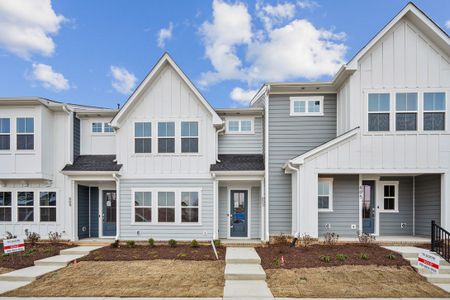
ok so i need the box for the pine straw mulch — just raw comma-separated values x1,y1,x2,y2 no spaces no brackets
266,265,450,298
3,260,225,297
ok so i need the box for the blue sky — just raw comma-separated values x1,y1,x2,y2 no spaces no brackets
0,0,449,109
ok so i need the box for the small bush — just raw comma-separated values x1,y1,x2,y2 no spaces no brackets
319,255,331,263
25,229,40,245
126,240,135,248
177,252,187,257
190,239,199,248
168,239,177,247
111,240,119,248
4,231,16,239
272,233,290,245
2,253,9,257
323,232,339,245
385,253,396,260
356,231,375,244
22,253,32,257
213,239,221,247
298,234,315,248
148,238,155,247
48,231,62,244
359,253,369,260
336,253,348,261
273,256,281,267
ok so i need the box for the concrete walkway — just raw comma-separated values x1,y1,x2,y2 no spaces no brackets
224,247,273,299
0,245,102,294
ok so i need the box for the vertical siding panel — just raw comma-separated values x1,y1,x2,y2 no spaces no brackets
405,25,417,87
393,23,405,87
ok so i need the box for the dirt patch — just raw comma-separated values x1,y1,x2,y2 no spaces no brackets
0,243,74,269
267,265,450,298
4,260,225,297
80,244,225,261
257,244,410,269
0,267,13,274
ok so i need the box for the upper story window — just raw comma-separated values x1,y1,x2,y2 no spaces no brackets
40,192,56,222
290,96,324,116
158,122,175,153
318,178,333,212
92,122,102,133
368,93,390,131
16,117,34,150
424,92,445,131
396,93,417,131
226,119,253,134
181,121,198,153
0,118,10,150
135,122,151,153
104,123,114,133
0,192,12,222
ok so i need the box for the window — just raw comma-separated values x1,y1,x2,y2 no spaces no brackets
290,96,324,116
40,192,56,222
104,123,114,133
226,119,253,134
396,93,417,131
158,192,175,222
16,117,34,150
135,122,151,153
134,192,152,222
92,122,102,133
318,178,333,211
17,192,34,222
0,192,11,222
424,92,445,131
181,121,198,153
382,183,398,212
181,192,199,223
368,93,390,131
158,122,175,153
0,118,10,150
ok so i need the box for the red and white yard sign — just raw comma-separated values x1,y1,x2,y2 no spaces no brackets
3,238,25,254
418,252,440,273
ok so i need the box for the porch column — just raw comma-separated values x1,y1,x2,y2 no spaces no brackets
442,173,450,230
213,179,219,240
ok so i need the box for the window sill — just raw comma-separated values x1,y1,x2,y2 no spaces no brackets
290,113,324,117
379,210,399,213
225,132,255,135
318,209,333,213
130,222,202,226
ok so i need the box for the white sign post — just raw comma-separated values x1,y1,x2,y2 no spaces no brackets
418,252,440,274
3,238,25,254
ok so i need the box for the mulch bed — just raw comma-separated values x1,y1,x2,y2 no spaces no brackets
0,243,74,269
80,244,225,261
257,243,410,269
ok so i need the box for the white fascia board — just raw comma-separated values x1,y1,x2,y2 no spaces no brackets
60,170,120,176
211,170,265,176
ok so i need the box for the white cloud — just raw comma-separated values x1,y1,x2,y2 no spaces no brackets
230,87,258,104
446,20,450,29
30,63,69,91
297,0,320,9
157,22,173,48
110,66,137,95
256,1,296,31
0,0,65,59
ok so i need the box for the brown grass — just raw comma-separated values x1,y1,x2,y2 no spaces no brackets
0,267,13,275
4,260,224,297
267,265,450,298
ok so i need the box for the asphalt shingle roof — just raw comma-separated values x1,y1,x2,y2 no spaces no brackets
62,155,122,172
210,154,264,171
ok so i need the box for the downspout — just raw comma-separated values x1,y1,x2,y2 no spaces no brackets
285,162,301,236
264,84,270,241
215,124,225,162
62,105,73,164
113,172,120,241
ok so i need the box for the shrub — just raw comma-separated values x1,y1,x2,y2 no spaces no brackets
111,240,119,248
190,239,199,248
24,229,40,245
272,233,290,246
126,240,135,248
319,255,331,263
298,234,316,248
323,232,339,245
359,253,369,260
356,231,375,244
4,231,16,239
385,253,396,260
213,239,221,247
2,253,9,257
48,231,62,244
148,238,155,247
336,253,348,261
168,239,177,247
273,256,281,267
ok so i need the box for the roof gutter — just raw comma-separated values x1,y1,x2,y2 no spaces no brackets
62,105,73,164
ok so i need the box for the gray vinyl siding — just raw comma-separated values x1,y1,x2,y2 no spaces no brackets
379,177,413,236
268,94,337,234
119,178,213,241
318,175,359,237
73,115,80,158
218,187,227,239
219,117,263,154
415,174,441,236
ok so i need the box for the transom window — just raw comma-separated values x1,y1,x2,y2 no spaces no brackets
181,121,198,153
158,192,175,222
0,192,12,222
40,192,56,222
381,182,398,212
318,178,333,211
226,119,253,134
368,93,390,131
396,93,417,131
134,192,152,223
16,117,34,150
181,192,199,223
290,96,324,116
0,118,10,150
424,92,445,131
92,122,102,133
17,191,34,222
158,122,175,153
135,122,151,153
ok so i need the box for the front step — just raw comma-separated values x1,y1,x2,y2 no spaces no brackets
0,265,64,281
34,254,85,267
224,280,273,298
225,263,266,280
226,247,261,264
422,273,450,284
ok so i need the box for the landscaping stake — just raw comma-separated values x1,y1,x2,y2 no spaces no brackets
211,240,219,260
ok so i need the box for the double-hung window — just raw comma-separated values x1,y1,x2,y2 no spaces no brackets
135,122,151,153
381,182,398,212
318,178,333,211
40,192,56,222
0,192,11,222
158,192,175,222
181,121,198,153
0,118,10,150
17,117,34,150
396,93,417,131
158,122,175,153
368,93,390,131
181,192,199,223
17,192,34,222
134,191,152,222
226,119,253,134
424,92,445,131
290,96,324,116
92,122,102,133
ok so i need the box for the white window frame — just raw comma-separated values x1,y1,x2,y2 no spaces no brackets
157,191,176,223
395,92,418,132
91,122,103,133
16,117,34,151
157,121,176,153
225,118,254,134
39,191,56,222
0,191,12,222
423,92,446,131
180,191,200,223
134,121,152,154
17,191,35,222
0,118,10,151
379,181,399,213
367,93,391,132
181,121,199,153
103,122,114,133
318,178,333,212
290,96,324,116
132,190,152,223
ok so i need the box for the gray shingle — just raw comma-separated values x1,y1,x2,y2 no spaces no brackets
62,155,122,172
210,154,264,171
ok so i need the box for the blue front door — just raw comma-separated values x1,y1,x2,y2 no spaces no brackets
230,190,248,237
102,190,117,236
362,181,375,234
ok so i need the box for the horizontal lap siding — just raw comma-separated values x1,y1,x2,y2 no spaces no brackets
269,94,337,234
219,117,263,154
218,187,227,239
119,178,214,241
415,174,441,236
318,175,359,237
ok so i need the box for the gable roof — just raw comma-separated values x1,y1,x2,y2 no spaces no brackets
111,53,223,127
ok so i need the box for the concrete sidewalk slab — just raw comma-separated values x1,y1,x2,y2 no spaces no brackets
0,265,64,281
0,281,30,294
34,254,85,267
224,280,273,298
225,247,261,264
60,246,103,256
224,263,266,280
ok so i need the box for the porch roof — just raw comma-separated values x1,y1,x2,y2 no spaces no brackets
210,154,264,171
62,155,122,172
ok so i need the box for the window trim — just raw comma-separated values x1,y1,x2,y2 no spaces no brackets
39,191,56,222
0,191,12,222
134,121,152,154
318,178,333,212
16,117,34,151
290,96,324,116
395,92,418,132
379,181,399,213
181,121,199,153
0,118,10,151
225,118,255,134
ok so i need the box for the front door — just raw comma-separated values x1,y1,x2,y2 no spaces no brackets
102,190,117,236
230,190,248,237
362,181,375,234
